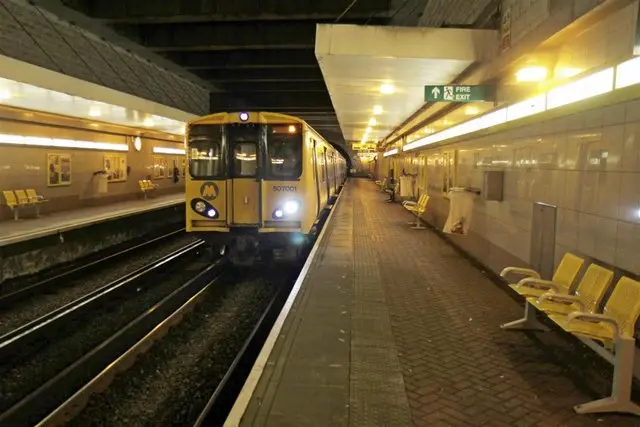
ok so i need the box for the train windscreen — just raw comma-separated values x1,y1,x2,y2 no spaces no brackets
266,124,302,179
228,124,260,178
188,125,224,179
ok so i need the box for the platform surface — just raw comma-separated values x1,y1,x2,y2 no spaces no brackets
231,179,638,427
0,193,184,247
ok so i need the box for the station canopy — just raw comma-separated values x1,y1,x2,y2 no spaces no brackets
315,24,498,146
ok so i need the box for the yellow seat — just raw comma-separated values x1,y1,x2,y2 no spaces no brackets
529,264,614,316
402,194,426,209
552,277,640,416
3,190,19,209
500,253,585,331
13,190,34,206
504,252,585,298
25,188,47,203
3,190,40,220
552,277,640,345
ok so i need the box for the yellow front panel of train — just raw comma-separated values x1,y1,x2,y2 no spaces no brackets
231,178,260,225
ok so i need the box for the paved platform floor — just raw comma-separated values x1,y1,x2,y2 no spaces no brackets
233,179,639,427
0,193,184,246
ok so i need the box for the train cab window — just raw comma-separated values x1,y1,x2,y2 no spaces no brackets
266,124,302,179
229,124,259,178
188,125,224,179
232,142,258,177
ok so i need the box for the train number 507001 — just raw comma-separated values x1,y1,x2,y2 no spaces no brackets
273,185,297,192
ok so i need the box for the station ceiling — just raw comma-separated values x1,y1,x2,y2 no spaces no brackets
59,0,498,146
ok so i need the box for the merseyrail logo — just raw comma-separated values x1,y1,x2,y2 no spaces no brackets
200,182,219,200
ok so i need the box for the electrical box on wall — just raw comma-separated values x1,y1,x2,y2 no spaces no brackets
483,171,504,201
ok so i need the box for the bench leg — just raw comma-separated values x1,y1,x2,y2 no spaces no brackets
13,209,18,221
574,337,640,416
35,205,41,218
500,301,549,332
410,215,426,230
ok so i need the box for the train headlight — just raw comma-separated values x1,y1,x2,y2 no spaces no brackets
283,200,299,214
195,201,206,213
274,209,284,218
207,208,217,218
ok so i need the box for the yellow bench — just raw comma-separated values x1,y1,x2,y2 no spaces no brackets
376,177,387,192
403,194,429,230
530,264,613,316
139,180,159,199
502,255,640,416
554,276,640,416
2,189,45,220
500,252,585,331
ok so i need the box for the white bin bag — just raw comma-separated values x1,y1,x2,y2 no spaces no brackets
443,189,475,235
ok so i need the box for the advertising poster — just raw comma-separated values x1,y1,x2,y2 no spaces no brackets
104,154,127,182
154,156,166,179
47,153,72,186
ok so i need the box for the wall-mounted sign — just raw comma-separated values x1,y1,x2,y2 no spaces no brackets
352,142,377,151
424,85,494,103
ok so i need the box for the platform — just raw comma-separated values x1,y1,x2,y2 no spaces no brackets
227,179,638,427
0,193,184,247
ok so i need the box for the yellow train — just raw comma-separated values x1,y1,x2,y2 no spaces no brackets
185,111,347,264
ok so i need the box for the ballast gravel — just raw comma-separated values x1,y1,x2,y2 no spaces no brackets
0,234,198,335
67,273,281,427
0,255,210,414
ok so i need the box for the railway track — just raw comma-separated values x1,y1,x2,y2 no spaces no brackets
0,265,298,427
0,226,187,307
0,240,217,426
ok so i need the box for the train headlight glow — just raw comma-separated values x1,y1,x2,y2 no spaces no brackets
284,201,299,214
207,208,217,218
239,112,249,122
274,209,284,218
195,201,206,213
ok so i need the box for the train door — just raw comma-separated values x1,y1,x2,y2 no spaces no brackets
228,125,260,226
312,139,321,216
322,148,330,198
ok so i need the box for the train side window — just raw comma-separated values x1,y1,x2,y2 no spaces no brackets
188,124,224,179
266,124,302,179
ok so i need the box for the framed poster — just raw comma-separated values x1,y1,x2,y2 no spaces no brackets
47,153,72,186
153,156,166,179
104,154,127,182
168,157,174,178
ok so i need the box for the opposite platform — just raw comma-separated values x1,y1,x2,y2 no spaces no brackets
227,179,637,427
0,193,184,247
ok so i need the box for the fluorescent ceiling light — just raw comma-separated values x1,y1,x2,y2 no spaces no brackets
373,105,383,115
368,117,377,126
0,133,128,151
516,66,548,82
380,83,395,94
153,146,185,155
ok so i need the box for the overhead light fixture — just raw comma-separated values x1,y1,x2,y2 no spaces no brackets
153,146,185,155
366,126,372,132
516,66,548,82
465,106,479,115
89,106,102,117
373,105,383,115
380,83,395,94
143,117,155,127
368,117,377,126
0,89,11,101
133,136,142,151
0,133,128,151
288,125,297,133
239,112,249,121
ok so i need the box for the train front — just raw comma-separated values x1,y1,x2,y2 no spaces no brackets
185,112,310,265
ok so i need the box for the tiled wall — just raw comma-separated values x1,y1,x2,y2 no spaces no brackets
420,97,640,276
